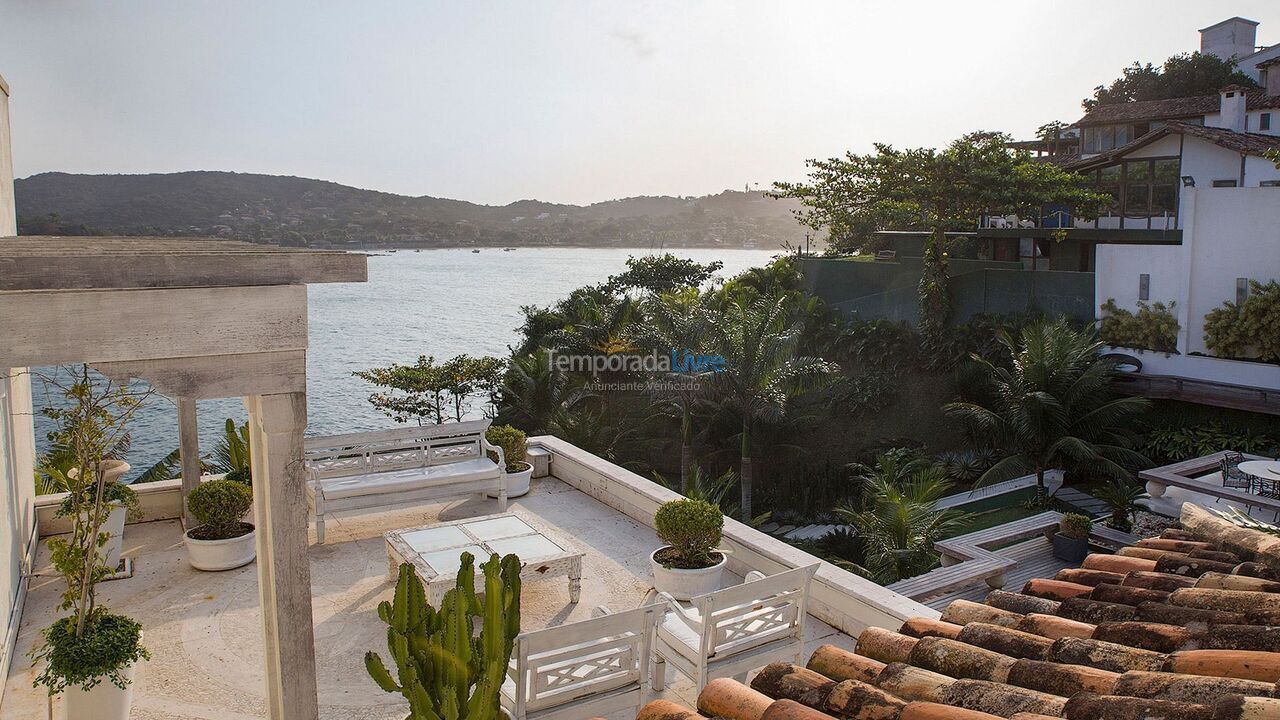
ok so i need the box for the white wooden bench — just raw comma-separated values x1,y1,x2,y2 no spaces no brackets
303,420,507,543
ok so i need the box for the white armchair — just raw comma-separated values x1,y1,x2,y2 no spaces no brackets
651,564,819,693
501,603,662,720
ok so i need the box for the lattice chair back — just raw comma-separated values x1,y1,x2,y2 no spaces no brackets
508,603,660,718
1222,451,1251,489
691,564,818,659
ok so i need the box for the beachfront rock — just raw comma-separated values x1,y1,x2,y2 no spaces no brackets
984,590,1059,616
750,663,835,709
898,701,1004,720
760,699,834,720
957,622,1054,660
1090,582,1171,606
1170,588,1280,614
1204,625,1280,653
1112,670,1276,703
900,617,963,639
1055,568,1126,587
940,600,1023,628
807,644,885,684
1083,554,1159,574
1165,650,1280,683
1006,658,1119,696
699,677,774,720
1092,621,1200,653
1022,578,1093,601
637,700,705,720
939,679,1067,717
1123,571,1199,592
1157,555,1240,578
873,662,954,703
856,627,918,664
1196,572,1280,593
1136,600,1247,628
1063,692,1212,720
1056,596,1138,623
823,679,908,720
1014,612,1096,640
1051,636,1169,672
908,637,1017,683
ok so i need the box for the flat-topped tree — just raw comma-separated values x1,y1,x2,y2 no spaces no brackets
772,131,1107,348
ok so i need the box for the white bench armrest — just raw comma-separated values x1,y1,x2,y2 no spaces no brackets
655,591,702,632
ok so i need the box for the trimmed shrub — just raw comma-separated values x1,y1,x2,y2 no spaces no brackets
1059,512,1092,540
654,498,723,568
485,425,528,473
1099,299,1179,353
1204,280,1280,363
187,479,253,540
34,609,149,693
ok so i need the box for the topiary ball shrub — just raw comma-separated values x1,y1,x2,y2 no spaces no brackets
653,498,723,569
33,609,150,694
187,479,253,541
1059,512,1092,540
485,425,528,473
223,466,252,487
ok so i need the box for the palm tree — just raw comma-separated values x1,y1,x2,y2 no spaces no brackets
213,418,251,475
706,293,838,520
1094,480,1148,531
639,289,715,491
497,349,592,434
836,460,967,583
944,319,1150,498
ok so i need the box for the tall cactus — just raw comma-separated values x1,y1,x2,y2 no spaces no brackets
366,552,522,720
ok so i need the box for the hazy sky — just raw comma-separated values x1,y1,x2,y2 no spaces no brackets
3,2,1279,206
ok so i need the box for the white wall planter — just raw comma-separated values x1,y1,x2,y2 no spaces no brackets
185,526,256,571
650,547,726,600
490,462,533,499
61,653,137,720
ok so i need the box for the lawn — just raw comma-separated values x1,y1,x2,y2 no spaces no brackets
939,486,1071,539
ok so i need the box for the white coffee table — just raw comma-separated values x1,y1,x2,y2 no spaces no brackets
1240,460,1280,483
385,512,584,606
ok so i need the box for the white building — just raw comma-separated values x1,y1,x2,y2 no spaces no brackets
1200,16,1280,83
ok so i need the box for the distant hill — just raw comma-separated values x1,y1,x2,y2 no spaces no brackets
15,171,809,249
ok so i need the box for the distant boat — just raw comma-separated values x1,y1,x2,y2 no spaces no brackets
413,249,421,253
503,247,515,252
472,249,481,253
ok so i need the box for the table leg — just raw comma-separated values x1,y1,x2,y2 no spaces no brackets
569,558,582,603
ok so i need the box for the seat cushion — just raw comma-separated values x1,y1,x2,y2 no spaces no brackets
657,604,796,661
317,457,501,500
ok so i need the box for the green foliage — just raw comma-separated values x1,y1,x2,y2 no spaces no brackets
1093,480,1147,532
1059,513,1092,540
186,479,253,540
1141,421,1279,465
836,459,967,583
1211,506,1280,536
605,253,724,294
1084,52,1259,110
224,466,253,486
1204,280,1280,364
654,498,724,569
496,349,592,435
936,448,996,487
944,319,1151,496
1099,299,1179,353
31,610,150,695
356,355,504,425
365,554,521,720
484,425,528,473
135,447,183,484
1268,149,1280,169
213,418,251,475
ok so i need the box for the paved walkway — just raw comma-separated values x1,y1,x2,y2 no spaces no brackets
1055,487,1110,517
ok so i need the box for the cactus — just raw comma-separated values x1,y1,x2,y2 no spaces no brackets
366,552,522,720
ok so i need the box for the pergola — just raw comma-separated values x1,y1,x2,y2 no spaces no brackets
0,236,366,720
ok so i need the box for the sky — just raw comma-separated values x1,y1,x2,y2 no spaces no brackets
3,1,1279,206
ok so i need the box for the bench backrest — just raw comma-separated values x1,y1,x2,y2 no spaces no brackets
304,420,492,480
692,564,817,658
510,603,660,714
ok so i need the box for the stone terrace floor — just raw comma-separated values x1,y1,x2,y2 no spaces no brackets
1,475,857,720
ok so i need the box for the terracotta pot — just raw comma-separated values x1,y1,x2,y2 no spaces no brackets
650,546,726,600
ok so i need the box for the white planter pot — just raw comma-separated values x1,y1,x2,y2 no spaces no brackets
61,655,136,720
100,504,127,570
185,526,257,571
650,547,727,601
489,462,533,499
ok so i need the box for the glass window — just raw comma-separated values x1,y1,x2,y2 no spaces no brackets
1152,184,1176,215
1154,159,1179,182
1127,161,1150,182
1083,127,1100,154
1126,184,1150,216
1101,126,1115,151
1115,124,1131,147
1262,113,1272,132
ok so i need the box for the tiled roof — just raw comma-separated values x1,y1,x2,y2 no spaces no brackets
1064,121,1280,172
640,501,1280,720
1075,90,1280,127
1257,57,1280,70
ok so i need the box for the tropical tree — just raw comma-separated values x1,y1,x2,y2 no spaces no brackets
496,349,592,435
1094,480,1148,532
944,318,1151,498
772,132,1107,349
1084,52,1259,110
355,354,504,425
213,418,251,474
706,292,838,520
835,460,967,583
606,253,724,294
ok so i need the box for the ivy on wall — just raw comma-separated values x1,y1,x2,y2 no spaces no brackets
1204,280,1280,364
1099,299,1180,353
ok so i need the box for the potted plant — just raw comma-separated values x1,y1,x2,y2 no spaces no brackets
650,497,726,600
184,479,256,571
49,458,138,572
1052,512,1092,563
486,424,532,499
32,366,149,720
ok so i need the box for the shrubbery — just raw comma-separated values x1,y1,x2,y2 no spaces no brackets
654,498,723,569
1204,280,1280,363
187,479,253,540
1099,299,1179,353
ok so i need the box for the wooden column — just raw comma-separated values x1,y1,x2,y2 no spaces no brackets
245,391,318,720
176,398,201,528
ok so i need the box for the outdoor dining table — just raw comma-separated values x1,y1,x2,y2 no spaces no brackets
1239,460,1280,498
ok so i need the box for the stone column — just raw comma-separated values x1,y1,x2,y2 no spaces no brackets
176,397,200,528
245,392,318,720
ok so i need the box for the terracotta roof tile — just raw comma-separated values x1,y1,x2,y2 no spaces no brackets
1063,121,1280,172
1074,90,1280,127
